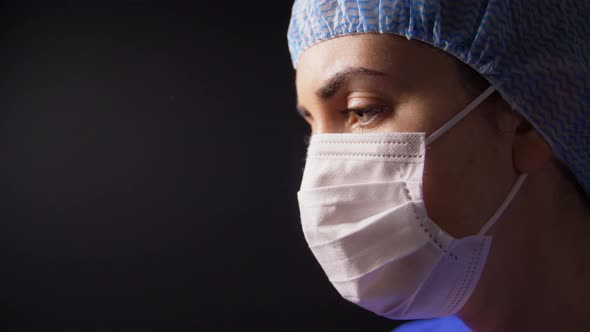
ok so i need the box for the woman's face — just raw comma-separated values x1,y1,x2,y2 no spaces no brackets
295,34,520,238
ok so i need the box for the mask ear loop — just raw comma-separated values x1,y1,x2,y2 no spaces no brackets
425,86,497,145
423,85,528,235
478,174,528,235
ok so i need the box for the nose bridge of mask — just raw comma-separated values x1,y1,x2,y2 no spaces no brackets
425,86,496,145
300,132,426,190
306,132,425,157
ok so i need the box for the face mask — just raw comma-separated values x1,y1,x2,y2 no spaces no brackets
297,86,527,320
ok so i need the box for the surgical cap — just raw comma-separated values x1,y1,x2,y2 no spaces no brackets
288,0,590,197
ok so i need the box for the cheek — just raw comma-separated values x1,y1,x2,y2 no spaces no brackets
420,117,515,238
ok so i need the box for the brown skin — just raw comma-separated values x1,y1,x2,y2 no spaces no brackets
295,33,590,331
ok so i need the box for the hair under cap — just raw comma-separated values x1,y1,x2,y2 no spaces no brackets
288,0,590,197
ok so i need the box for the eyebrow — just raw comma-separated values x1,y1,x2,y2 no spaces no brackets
315,67,386,99
295,67,387,119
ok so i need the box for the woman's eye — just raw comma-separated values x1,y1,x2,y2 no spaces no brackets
354,109,378,125
342,107,390,129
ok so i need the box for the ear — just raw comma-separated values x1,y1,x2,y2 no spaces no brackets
512,120,553,173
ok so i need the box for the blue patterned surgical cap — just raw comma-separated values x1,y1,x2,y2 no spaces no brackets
287,0,590,197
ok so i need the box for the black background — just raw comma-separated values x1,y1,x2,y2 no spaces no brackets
0,2,399,331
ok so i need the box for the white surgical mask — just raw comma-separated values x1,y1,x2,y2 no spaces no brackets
297,86,527,320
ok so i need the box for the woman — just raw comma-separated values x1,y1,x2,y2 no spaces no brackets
288,0,590,331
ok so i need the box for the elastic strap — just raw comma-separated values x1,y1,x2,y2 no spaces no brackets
426,86,496,145
478,174,528,235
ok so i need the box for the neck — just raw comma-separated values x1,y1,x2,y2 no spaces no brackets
459,167,590,332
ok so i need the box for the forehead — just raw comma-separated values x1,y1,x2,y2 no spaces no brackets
295,34,459,97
